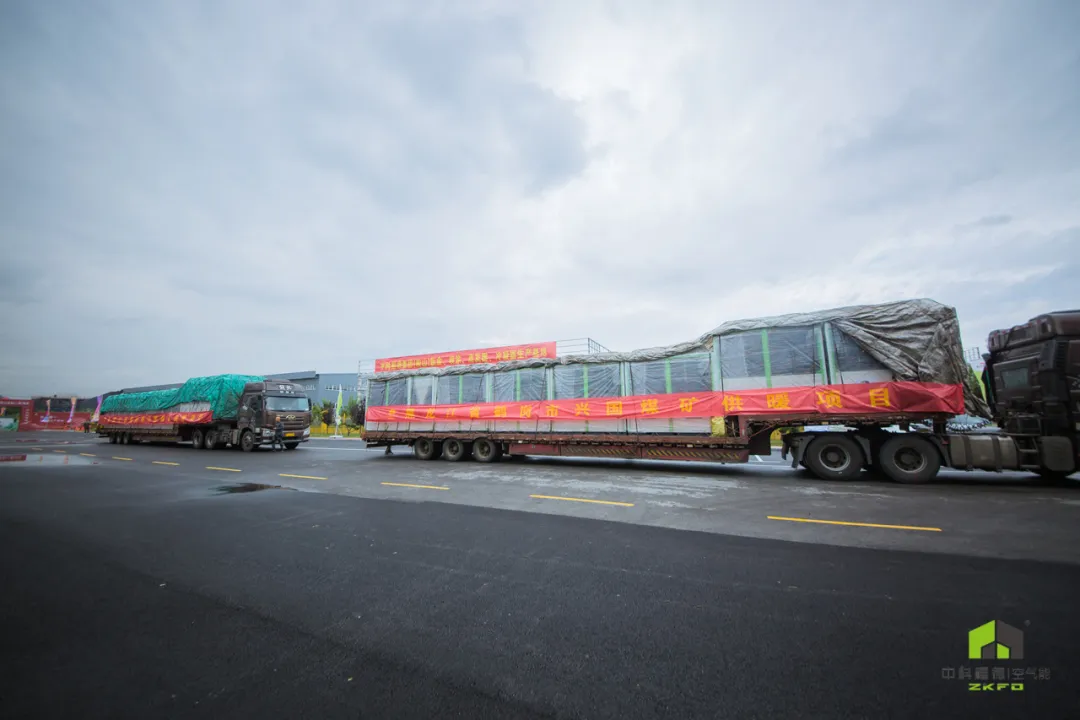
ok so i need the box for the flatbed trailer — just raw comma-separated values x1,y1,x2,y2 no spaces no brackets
361,300,1079,484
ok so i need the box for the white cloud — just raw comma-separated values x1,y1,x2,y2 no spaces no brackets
1,0,1078,396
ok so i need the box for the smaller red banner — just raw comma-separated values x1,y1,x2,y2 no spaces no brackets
99,410,214,427
375,342,557,373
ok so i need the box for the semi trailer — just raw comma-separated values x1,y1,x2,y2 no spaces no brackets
98,374,312,451
360,299,1078,484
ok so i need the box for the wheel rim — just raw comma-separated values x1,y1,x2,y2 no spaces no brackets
446,440,461,457
895,447,927,474
476,441,492,459
416,439,431,455
819,444,851,473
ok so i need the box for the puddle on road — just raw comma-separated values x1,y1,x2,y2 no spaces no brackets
214,483,288,494
0,453,98,467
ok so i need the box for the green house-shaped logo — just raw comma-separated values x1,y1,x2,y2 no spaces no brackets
968,620,1024,660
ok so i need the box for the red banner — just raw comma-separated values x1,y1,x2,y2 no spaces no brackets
99,410,214,427
375,342,557,373
364,382,964,423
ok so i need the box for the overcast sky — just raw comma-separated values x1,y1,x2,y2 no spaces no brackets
2,0,1077,397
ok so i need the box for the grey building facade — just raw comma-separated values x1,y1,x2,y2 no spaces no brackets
265,371,360,406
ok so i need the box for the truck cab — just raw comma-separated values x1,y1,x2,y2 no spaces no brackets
984,310,1080,476
238,380,312,449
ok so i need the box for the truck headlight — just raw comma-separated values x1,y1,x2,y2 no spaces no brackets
303,427,310,437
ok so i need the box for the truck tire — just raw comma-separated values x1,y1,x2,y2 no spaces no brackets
191,429,205,450
878,434,941,484
472,438,502,463
205,431,218,449
239,430,255,453
442,438,468,462
284,442,299,451
109,433,118,445
413,437,441,461
804,435,863,481
121,433,131,445
1036,470,1075,487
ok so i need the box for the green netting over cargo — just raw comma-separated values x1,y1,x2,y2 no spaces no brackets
100,375,265,419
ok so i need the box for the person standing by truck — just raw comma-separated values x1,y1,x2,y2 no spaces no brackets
271,415,285,451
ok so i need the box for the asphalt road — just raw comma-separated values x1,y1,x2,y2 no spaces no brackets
2,432,1079,719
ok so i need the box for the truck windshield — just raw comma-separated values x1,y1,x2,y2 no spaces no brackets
266,396,310,412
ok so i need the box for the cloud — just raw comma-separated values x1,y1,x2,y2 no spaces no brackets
1,0,1078,396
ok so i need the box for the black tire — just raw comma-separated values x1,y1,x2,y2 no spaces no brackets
239,430,255,453
804,434,863,481
109,433,118,445
472,438,502,463
205,431,218,449
1036,470,1076,487
284,442,299,451
121,433,130,445
191,429,205,450
878,434,941,484
413,437,441,461
442,438,468,462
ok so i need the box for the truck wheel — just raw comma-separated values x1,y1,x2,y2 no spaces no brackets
413,437,441,461
205,431,218,449
191,429,205,449
804,435,863,480
1036,470,1075,487
472,438,502,463
109,433,118,445
284,442,299,451
239,430,255,452
442,438,468,462
121,433,131,445
878,434,940,484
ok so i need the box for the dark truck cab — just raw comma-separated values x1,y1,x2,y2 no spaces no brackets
982,310,1080,480
237,380,313,451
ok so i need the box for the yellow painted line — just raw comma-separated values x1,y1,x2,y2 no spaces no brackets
153,461,180,466
206,466,242,472
31,447,43,451
280,473,329,481
53,449,66,454
112,457,133,461
767,516,942,532
530,494,635,508
381,482,449,491
80,453,96,457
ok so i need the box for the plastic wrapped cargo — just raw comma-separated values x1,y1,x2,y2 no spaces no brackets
366,299,989,418
100,375,264,420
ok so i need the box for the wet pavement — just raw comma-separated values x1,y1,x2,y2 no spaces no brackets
2,432,1079,718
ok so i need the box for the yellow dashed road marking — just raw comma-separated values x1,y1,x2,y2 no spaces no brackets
112,457,133,461
206,466,242,472
530,494,635,508
153,461,180,466
767,516,942,532
280,473,329,481
381,482,448,491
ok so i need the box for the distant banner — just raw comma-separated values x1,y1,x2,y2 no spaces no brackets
375,341,557,373
364,381,964,423
99,410,213,427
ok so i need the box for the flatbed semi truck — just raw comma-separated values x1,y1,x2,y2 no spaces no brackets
360,300,1078,484
98,375,312,451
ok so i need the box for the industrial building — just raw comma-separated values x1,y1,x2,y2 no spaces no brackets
264,371,359,406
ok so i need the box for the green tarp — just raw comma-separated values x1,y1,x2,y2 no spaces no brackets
100,375,265,420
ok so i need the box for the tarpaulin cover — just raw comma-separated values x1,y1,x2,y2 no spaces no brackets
365,381,965,422
368,299,989,418
100,375,264,420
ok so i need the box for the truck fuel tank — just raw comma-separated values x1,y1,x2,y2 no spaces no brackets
947,434,1020,472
